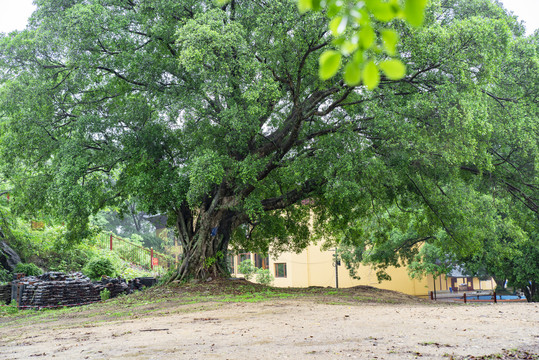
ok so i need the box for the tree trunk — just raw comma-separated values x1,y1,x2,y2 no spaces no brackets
523,281,537,302
170,195,239,282
493,276,506,292
175,231,230,281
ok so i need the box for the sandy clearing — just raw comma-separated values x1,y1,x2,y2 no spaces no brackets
0,300,538,359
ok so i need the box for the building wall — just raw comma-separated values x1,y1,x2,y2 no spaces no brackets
426,274,451,292
230,244,431,296
229,244,496,296
480,279,496,290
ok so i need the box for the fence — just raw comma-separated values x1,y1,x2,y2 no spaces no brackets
96,233,179,273
429,291,527,303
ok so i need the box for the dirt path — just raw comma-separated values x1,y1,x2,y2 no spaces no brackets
1,300,538,359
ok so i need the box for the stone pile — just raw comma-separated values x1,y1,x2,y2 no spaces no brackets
127,277,157,292
13,272,104,308
100,277,129,298
8,272,156,309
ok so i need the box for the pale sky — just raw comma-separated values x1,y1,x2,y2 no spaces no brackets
0,0,538,34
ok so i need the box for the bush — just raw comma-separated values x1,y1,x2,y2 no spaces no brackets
256,268,274,286
14,262,42,277
6,217,103,273
118,266,154,281
47,244,97,273
9,221,68,265
239,259,257,280
83,257,116,280
100,288,111,301
129,234,144,246
0,267,10,283
0,300,19,315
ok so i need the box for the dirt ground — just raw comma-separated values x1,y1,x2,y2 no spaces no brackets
1,297,538,360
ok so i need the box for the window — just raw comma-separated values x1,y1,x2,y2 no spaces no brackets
254,254,269,269
237,253,250,273
228,254,235,274
274,263,287,278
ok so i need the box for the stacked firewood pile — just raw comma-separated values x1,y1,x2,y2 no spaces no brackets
100,277,129,298
14,272,104,308
8,272,156,309
11,272,157,308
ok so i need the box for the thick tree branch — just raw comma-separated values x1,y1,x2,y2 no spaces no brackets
295,39,328,95
261,178,326,211
481,89,517,106
407,174,462,246
461,166,539,213
96,66,147,87
394,236,435,254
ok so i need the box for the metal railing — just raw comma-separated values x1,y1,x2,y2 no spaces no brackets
429,290,527,303
96,233,179,273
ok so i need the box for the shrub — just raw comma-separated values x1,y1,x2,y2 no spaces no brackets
0,300,19,315
47,244,97,273
0,267,10,283
256,268,274,286
129,233,144,246
238,259,257,280
100,288,111,301
157,268,178,285
6,217,103,273
118,266,154,281
83,257,116,280
14,262,42,277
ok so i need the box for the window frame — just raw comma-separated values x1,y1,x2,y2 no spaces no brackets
254,254,269,269
237,253,251,273
228,254,235,274
274,263,287,278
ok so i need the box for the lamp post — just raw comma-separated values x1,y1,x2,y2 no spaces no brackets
332,248,340,289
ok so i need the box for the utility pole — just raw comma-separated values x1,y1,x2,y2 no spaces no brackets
333,248,340,289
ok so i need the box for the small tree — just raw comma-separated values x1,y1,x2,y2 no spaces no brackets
14,263,42,277
255,268,274,286
238,259,257,281
83,257,116,281
0,267,10,283
408,243,455,296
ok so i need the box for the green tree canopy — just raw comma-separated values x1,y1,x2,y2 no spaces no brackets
331,15,539,300
0,0,537,282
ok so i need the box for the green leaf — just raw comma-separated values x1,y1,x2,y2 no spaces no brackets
381,29,399,56
344,61,361,86
379,59,406,80
362,60,380,90
297,0,312,13
319,50,342,80
327,1,343,17
366,0,397,22
341,40,358,55
404,0,427,27
329,16,347,36
332,37,345,47
358,25,375,50
214,0,230,5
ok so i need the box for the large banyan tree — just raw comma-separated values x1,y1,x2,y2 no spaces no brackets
0,0,538,281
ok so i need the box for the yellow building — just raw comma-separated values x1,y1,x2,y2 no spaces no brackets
151,218,494,297
229,244,495,296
